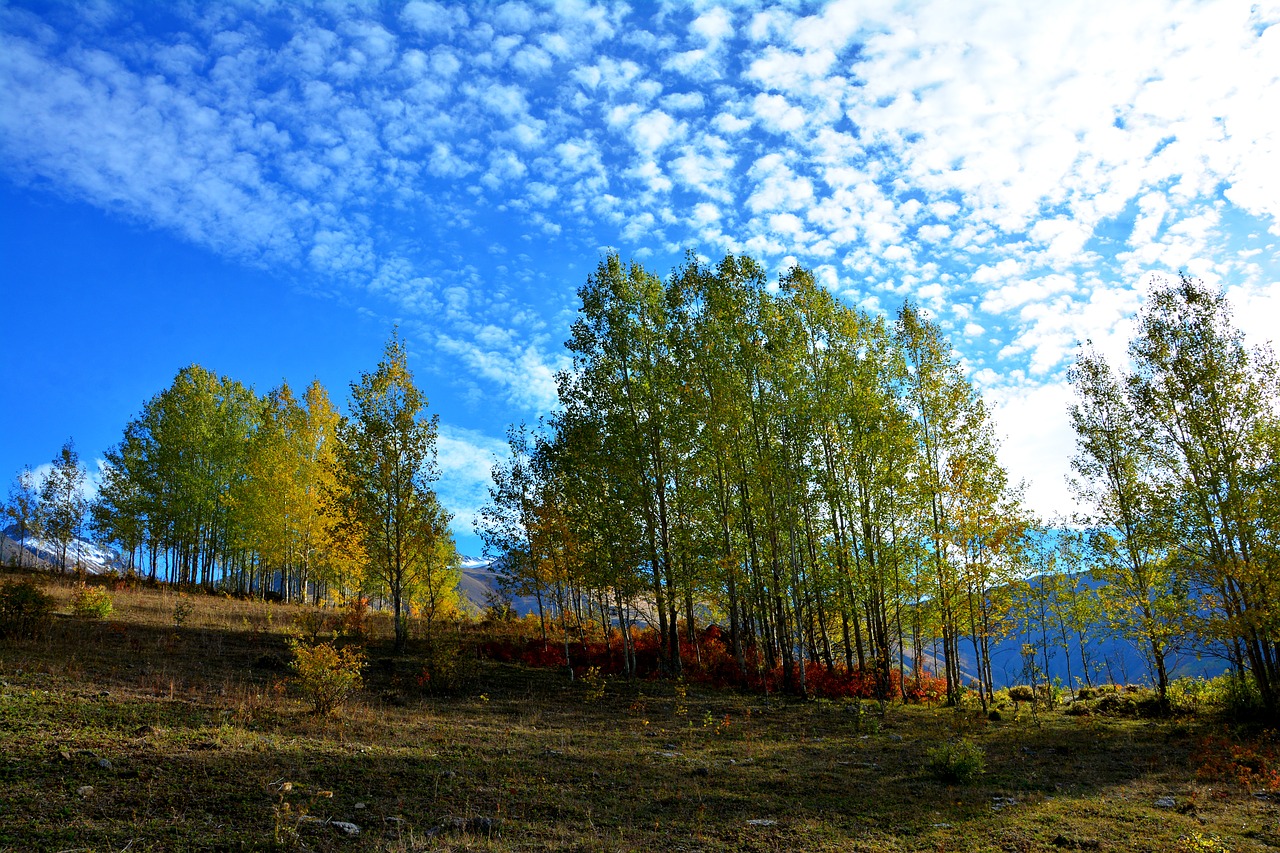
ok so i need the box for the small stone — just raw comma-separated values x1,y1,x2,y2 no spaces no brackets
77,785,94,797
1155,796,1177,808
331,820,360,837
888,734,904,742
97,758,113,770
354,802,367,810
746,819,777,826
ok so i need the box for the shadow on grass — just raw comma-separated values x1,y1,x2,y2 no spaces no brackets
0,591,1270,852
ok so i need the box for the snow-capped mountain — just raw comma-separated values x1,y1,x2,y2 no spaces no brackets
2,525,124,574
456,555,543,617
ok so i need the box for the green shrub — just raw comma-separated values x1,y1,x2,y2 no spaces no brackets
1210,671,1266,719
1091,687,1165,718
171,595,194,628
288,640,365,715
414,632,479,696
580,666,607,703
926,739,986,784
71,585,113,619
0,580,54,640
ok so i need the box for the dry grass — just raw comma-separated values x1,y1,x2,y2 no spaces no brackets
2,569,1278,852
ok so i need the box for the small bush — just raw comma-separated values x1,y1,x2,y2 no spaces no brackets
926,739,986,784
1215,672,1266,719
580,665,606,703
1008,684,1037,711
1073,687,1164,718
0,580,54,640
71,585,113,619
289,607,333,644
415,633,479,696
289,640,365,715
338,597,370,641
171,595,194,628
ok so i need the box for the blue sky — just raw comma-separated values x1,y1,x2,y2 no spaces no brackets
2,0,1277,558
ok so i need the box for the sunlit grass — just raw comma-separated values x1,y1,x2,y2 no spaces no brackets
2,569,1278,852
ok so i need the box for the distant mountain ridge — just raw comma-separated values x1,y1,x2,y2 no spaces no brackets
2,525,124,574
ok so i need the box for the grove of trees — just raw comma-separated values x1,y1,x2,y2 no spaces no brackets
480,253,1031,704
479,256,1279,711
3,257,1275,711
3,335,462,629
1069,274,1280,713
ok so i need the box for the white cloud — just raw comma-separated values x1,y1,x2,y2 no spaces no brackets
691,8,733,46
629,109,681,154
436,424,510,540
986,379,1078,521
2,0,1278,529
401,2,468,37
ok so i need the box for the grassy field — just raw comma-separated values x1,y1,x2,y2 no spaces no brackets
2,571,1278,852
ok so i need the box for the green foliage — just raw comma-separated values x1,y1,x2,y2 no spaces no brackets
1168,673,1265,718
926,739,986,784
288,640,365,715
335,331,457,654
37,441,89,574
0,579,54,639
288,607,332,644
1070,274,1280,711
414,633,479,696
4,468,41,569
70,585,113,619
171,594,194,628
580,665,606,703
477,251,1027,700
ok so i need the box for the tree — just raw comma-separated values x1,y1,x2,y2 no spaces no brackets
335,331,455,653
4,467,41,568
90,366,257,588
1069,345,1182,704
38,440,88,576
897,303,1007,705
1127,274,1280,711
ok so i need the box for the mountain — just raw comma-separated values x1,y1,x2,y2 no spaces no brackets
2,525,124,574
455,555,543,618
